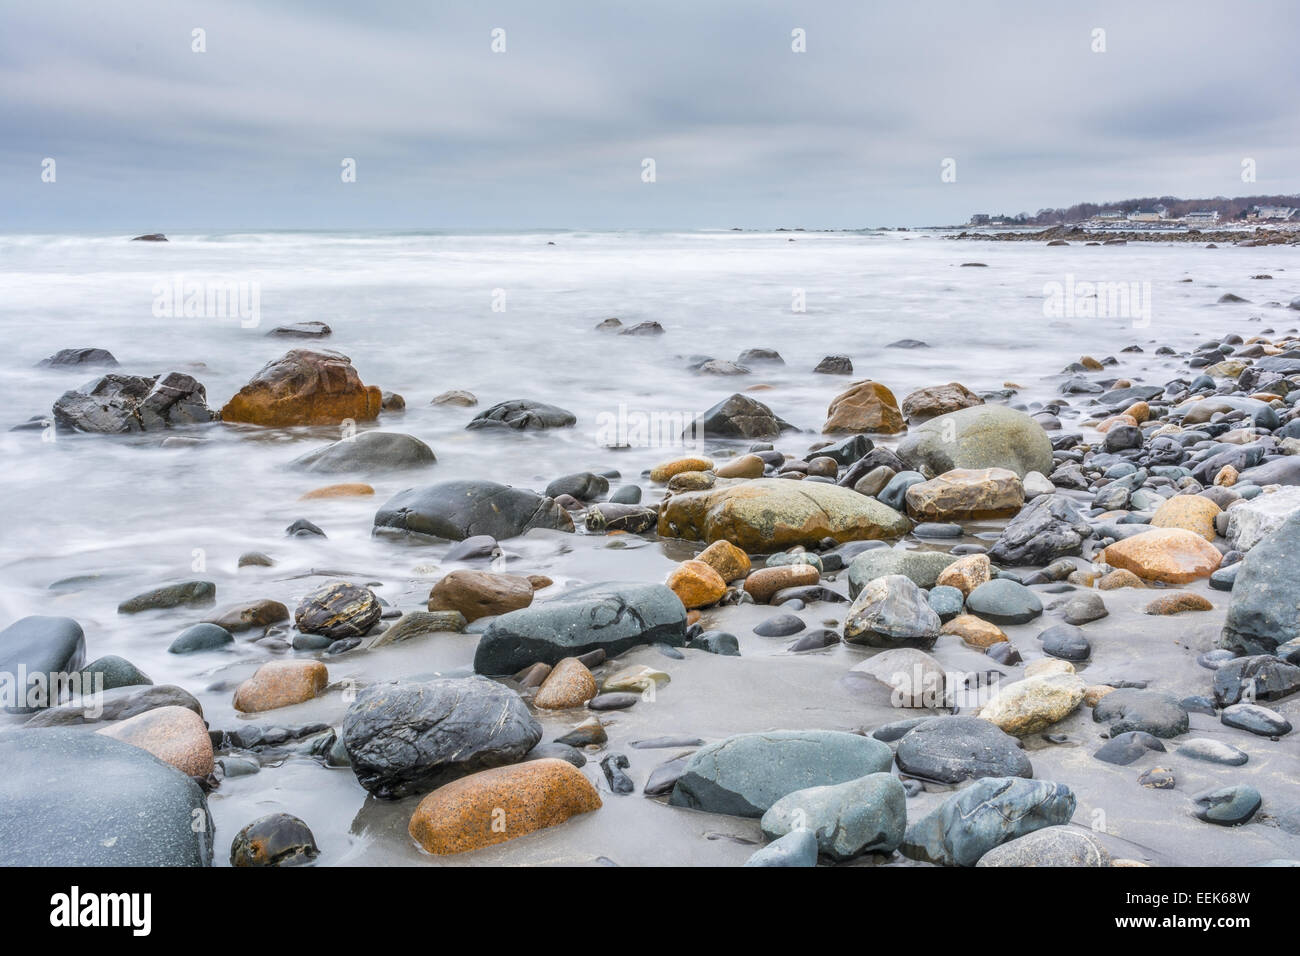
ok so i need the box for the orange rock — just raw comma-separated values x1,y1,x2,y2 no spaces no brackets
300,482,375,500
1084,685,1116,707
96,705,214,776
1101,529,1222,585
822,380,905,435
666,560,727,609
1214,465,1238,487
408,758,601,855
936,553,992,597
743,564,820,603
1122,401,1150,423
233,660,328,713
220,350,382,427
1150,495,1221,542
532,658,598,709
1144,593,1214,615
1080,355,1104,371
1097,569,1144,590
650,456,714,483
1097,414,1138,433
428,570,535,621
714,454,766,479
941,614,1008,648
696,539,751,582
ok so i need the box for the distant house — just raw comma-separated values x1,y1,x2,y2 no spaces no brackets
1095,210,1126,220
1246,204,1296,221
1184,210,1220,225
1127,208,1166,222
969,214,991,225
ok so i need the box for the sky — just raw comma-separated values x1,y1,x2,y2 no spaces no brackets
2,0,1298,231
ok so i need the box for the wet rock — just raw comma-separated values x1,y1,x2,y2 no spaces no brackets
846,549,956,596
1145,592,1214,615
230,813,319,866
118,580,215,614
667,560,728,609
1094,731,1166,765
744,564,820,603
695,539,752,582
987,495,1092,566
844,574,941,649
79,655,150,690
813,355,853,376
979,674,1086,735
965,578,1042,625
1221,703,1291,736
585,502,657,533
760,773,906,860
206,599,289,633
53,372,215,433
288,431,435,473
1178,738,1248,766
374,480,573,541
1224,486,1300,551
25,683,201,727
689,630,740,655
428,570,534,622
941,613,1007,649
588,692,639,710
1101,528,1222,584
1038,623,1091,661
895,716,1031,783
369,610,466,647
1211,655,1300,705
897,405,1053,478
524,742,587,768
169,622,233,654
466,399,576,430
904,468,1023,521
96,704,214,776
233,660,329,713
0,615,86,712
1093,689,1189,738
620,321,664,336
822,380,905,434
1192,785,1261,826
221,350,381,426
1150,495,1220,542
975,827,1111,867
901,383,984,423
935,554,991,597
295,581,381,640
545,472,609,500
1221,510,1300,654
431,389,478,407
754,614,805,637
849,647,947,707
745,829,819,866
38,347,118,368
1062,592,1108,625
714,454,766,478
689,393,794,440
533,658,598,709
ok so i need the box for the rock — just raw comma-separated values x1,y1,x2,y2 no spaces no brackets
1222,703,1291,736
1092,689,1189,738
266,320,331,339
1150,495,1221,541
38,347,119,368
1099,569,1144,590
665,560,728,609
975,826,1111,867
466,399,576,430
118,580,215,614
294,581,381,640
897,405,1053,478
1062,592,1108,625
544,472,609,501
533,658,598,709
620,321,664,336
288,431,435,474
588,692,638,710
987,495,1092,566
714,454,765,478
760,773,906,860
300,482,374,500
754,614,804,637
904,468,1024,520
895,716,1031,783
979,674,1086,735
745,829,820,866
696,539,751,582
927,584,965,621
230,813,319,866
585,503,657,533
1221,511,1300,654
474,583,686,674
232,660,329,713
847,549,956,596
848,647,948,707
901,383,984,423
79,655,150,690
1212,655,1300,705
221,350,381,426
844,574,942,649
1179,738,1249,766
689,630,740,655
1094,731,1166,765
934,554,991,597
814,355,853,375
0,615,86,712
941,614,1008,649
24,683,201,728
343,676,541,798
428,570,535,622
1145,592,1214,615
374,480,573,541
0,730,212,865
1224,487,1300,551
369,610,465,647
965,579,1042,625
689,393,793,440
1101,529,1223,584
431,389,478,407
822,380,905,434
744,565,820,603
1193,785,1261,826
53,372,215,433
658,477,909,551
408,758,600,854
902,777,1076,866
168,622,233,654
206,599,289,633
1038,623,1091,661
96,704,214,776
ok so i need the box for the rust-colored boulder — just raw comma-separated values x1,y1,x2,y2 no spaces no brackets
900,382,984,423
96,705,214,776
220,350,382,427
1100,529,1222,585
427,570,535,622
532,657,598,709
822,380,905,434
1150,495,1220,542
408,758,601,855
232,660,328,713
935,553,992,597
743,564,820,603
696,539,751,582
666,560,727,609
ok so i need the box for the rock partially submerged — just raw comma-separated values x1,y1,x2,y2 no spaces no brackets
374,480,573,541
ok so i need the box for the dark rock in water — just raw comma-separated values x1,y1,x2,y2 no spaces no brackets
53,372,215,433
266,321,331,339
341,676,541,798
1103,424,1143,453
289,431,435,473
643,753,693,796
988,495,1092,566
1212,655,1300,706
443,535,498,561
169,623,234,654
1222,512,1300,656
689,393,794,440
0,730,212,865
1094,731,1166,766
1061,593,1108,626
554,718,606,748
524,742,587,767
37,347,118,368
744,829,819,867
1210,563,1239,591
1221,703,1291,737
585,502,657,533
1092,689,1189,738
609,485,642,504
79,655,151,690
987,642,1022,665
0,615,86,712
118,580,216,614
1038,623,1091,661
689,630,740,656
589,692,639,710
878,470,925,510
374,480,573,541
1193,785,1261,826
815,433,873,465
286,518,326,537
131,233,168,241
772,585,847,605
901,777,1076,867
24,683,201,727
295,581,381,641
619,320,664,336
467,399,576,430
600,752,635,793
668,730,892,817
888,339,929,349
230,813,319,866
1180,694,1217,716
474,582,686,674
738,347,784,365
814,355,854,375
1178,738,1248,766
632,735,705,749
545,471,609,501
788,628,839,652
754,614,805,637
895,716,1031,783
965,579,1042,625
914,522,963,538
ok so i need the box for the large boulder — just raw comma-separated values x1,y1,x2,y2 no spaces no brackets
688,394,794,440
288,431,435,473
1101,528,1222,584
1225,487,1300,552
1222,510,1300,654
53,372,215,433
904,468,1024,521
895,716,1032,783
760,773,906,860
428,570,535,621
342,676,542,798
373,480,574,541
220,350,381,427
657,478,910,551
0,616,86,713
843,574,942,649
987,495,1092,566
474,582,687,674
896,405,1053,478
0,729,212,865
668,730,893,817
979,673,1086,735
822,381,905,434
901,383,984,423
466,399,576,430
846,548,956,596
901,777,1076,866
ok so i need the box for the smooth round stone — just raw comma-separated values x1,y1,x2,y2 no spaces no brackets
1092,689,1190,738
787,628,839,652
524,742,587,768
610,485,642,504
965,579,1043,625
1061,592,1108,625
895,716,1032,783
168,622,234,654
926,585,964,622
1038,623,1091,661
588,692,639,711
1209,563,1240,591
292,633,333,651
878,471,926,511
913,522,962,539
1094,731,1166,766
779,598,806,611
689,631,740,656
744,829,819,867
1178,738,1248,766
1193,785,1261,826
1222,703,1291,737
230,813,319,867
975,826,1111,867
754,614,806,637
79,655,151,690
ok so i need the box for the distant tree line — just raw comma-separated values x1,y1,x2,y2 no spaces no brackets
969,194,1300,225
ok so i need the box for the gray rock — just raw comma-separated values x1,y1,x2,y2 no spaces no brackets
1193,785,1261,826
1038,623,1091,661
965,578,1043,625
288,431,435,473
975,826,1111,867
24,683,202,727
1178,738,1248,766
744,829,820,867
843,574,941,649
38,347,118,368
466,399,576,430
895,716,1031,783
1212,655,1300,706
846,549,957,597
1222,703,1291,737
1062,593,1108,625
897,405,1053,478
0,616,86,712
373,480,574,541
294,581,381,641
689,393,794,440
760,772,906,860
117,580,215,613
1094,731,1166,765
368,610,466,647
545,472,609,501
987,495,1092,566
53,372,215,433
1092,688,1189,738
688,630,740,656
168,622,233,654
78,655,151,690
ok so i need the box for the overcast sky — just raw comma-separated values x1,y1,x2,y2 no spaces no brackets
3,0,1298,231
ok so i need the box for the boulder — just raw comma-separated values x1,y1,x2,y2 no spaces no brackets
466,399,576,430
1222,510,1300,654
1225,486,1300,551
843,574,941,649
0,616,86,713
848,647,948,707
975,826,1111,867
1092,689,1190,738
220,350,382,426
897,405,1053,478
288,431,435,473
987,495,1092,566
979,673,1086,735
38,347,118,368
901,383,984,423
95,704,214,776
428,570,535,621
1150,495,1220,542
822,380,905,434
760,773,907,860
904,468,1024,521
902,777,1076,866
965,578,1042,625
895,716,1032,783
1101,529,1223,584
846,549,956,596
688,393,794,440
374,480,574,541
53,372,215,433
